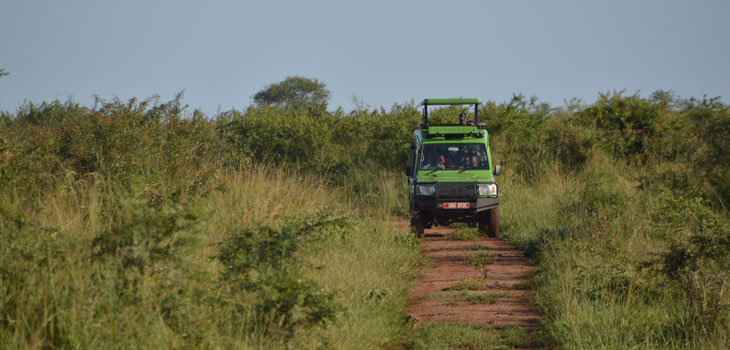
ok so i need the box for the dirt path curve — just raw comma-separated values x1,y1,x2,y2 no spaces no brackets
408,225,540,330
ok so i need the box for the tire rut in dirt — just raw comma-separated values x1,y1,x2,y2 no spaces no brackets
408,226,538,330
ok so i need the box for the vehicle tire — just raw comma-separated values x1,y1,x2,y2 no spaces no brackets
411,210,426,238
487,208,499,238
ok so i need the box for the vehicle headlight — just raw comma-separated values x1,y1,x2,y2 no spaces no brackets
478,183,498,196
415,185,436,196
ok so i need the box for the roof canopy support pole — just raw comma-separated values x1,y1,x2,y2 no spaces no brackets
423,105,428,126
474,103,479,125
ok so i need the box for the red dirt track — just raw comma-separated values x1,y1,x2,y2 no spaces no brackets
408,225,540,330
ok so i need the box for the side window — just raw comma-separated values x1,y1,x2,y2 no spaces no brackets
409,140,419,176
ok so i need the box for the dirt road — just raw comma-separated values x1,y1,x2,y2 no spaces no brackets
408,225,539,331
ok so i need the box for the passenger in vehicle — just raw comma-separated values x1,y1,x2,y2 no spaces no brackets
459,112,474,126
422,149,446,169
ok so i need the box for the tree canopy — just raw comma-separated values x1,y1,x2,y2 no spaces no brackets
253,76,330,108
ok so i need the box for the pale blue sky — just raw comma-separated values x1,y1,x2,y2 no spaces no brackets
1,0,729,114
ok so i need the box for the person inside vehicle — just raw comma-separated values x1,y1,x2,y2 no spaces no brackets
422,148,446,169
458,145,484,168
467,154,479,168
459,112,474,125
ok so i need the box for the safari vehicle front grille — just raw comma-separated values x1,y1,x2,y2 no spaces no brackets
436,182,476,198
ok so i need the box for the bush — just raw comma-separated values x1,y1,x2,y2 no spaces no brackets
577,91,662,157
663,96,730,206
647,193,730,327
92,193,202,275
217,211,346,337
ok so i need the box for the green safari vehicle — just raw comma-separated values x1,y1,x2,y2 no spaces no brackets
404,98,501,238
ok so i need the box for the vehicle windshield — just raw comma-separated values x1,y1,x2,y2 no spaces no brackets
419,143,489,170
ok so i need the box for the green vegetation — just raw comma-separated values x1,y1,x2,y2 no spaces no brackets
510,280,533,290
1,87,729,348
465,243,491,250
426,290,511,304
407,322,543,350
500,326,546,348
444,278,489,291
408,323,507,349
0,95,422,349
463,292,511,304
443,227,479,241
467,251,496,267
492,92,730,349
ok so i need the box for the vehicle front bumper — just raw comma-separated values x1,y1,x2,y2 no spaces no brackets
413,197,500,214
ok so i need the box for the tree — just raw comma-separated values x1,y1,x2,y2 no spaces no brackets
253,76,330,108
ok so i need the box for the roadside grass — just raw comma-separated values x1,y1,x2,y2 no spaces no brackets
511,280,534,290
410,323,507,350
410,323,545,350
0,166,424,349
497,148,730,349
501,326,547,348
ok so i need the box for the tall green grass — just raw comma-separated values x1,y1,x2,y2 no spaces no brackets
2,90,729,349
0,95,426,348
0,165,424,349
499,149,730,349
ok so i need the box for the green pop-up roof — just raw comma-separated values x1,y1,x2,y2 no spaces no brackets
427,125,481,134
422,98,482,105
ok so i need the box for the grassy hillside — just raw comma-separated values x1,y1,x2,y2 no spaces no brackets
1,91,729,349
0,97,422,349
492,93,730,349
0,166,424,349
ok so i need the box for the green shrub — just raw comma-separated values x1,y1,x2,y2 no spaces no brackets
217,212,346,337
92,193,202,275
577,91,662,157
658,96,730,206
646,193,730,328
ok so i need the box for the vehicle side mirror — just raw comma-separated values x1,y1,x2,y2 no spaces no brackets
494,165,501,176
405,165,411,176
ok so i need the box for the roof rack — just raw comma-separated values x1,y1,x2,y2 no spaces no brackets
420,98,482,126
424,125,483,139
422,98,481,106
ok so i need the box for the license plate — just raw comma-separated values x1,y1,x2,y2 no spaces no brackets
442,202,470,209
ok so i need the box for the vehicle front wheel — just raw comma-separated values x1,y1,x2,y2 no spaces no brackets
410,210,426,238
487,208,499,238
